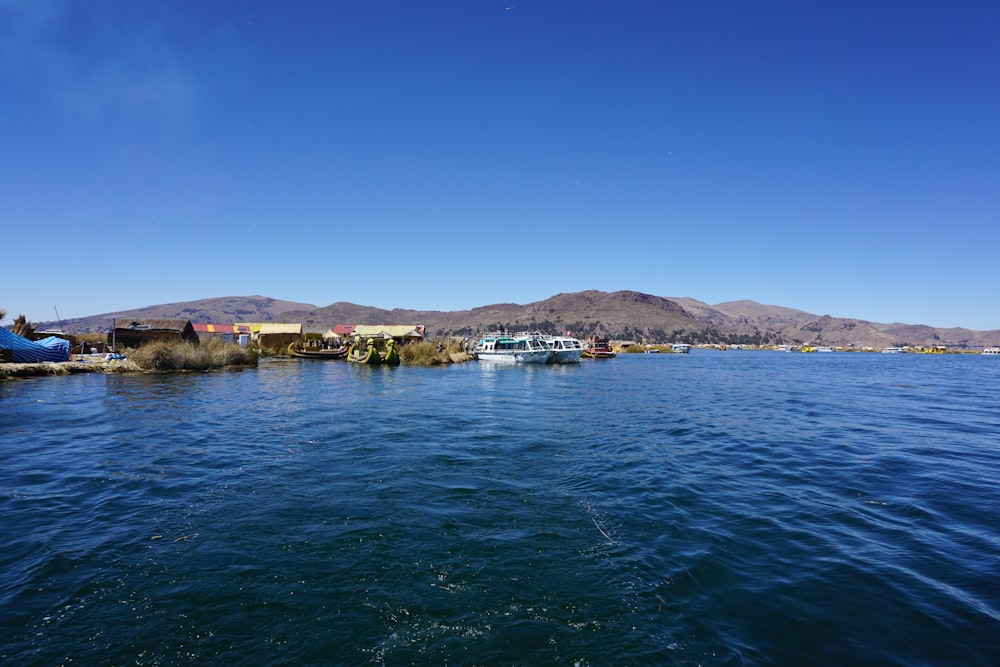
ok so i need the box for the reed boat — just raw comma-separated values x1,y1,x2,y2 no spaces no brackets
288,342,348,359
380,339,401,366
348,338,382,364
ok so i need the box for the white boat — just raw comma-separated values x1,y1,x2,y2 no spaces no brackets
541,335,585,363
881,347,907,354
815,346,834,353
982,347,1000,355
511,331,584,363
474,332,552,364
671,343,691,353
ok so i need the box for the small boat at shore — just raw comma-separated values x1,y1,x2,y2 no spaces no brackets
346,336,402,365
288,342,348,360
348,338,382,364
582,335,616,359
546,337,584,363
474,332,552,364
380,339,401,366
527,333,584,363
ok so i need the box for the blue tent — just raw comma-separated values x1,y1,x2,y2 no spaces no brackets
0,328,71,363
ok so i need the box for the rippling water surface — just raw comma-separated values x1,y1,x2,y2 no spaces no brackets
2,352,999,665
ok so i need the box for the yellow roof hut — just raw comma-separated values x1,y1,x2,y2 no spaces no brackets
254,322,303,349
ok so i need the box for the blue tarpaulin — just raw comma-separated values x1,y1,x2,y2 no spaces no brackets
0,328,71,363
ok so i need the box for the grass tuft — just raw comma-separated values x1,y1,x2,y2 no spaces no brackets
398,339,470,365
126,338,258,371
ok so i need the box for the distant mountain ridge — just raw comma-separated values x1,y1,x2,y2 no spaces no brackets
29,291,1000,348
669,297,997,348
45,296,317,334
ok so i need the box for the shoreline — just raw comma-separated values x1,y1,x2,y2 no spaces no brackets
1,356,141,379
2,352,477,380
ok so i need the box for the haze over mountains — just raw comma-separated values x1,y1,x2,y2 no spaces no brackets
29,291,999,349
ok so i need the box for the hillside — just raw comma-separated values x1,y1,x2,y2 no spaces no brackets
22,291,1000,348
281,290,705,342
41,296,317,334
670,298,998,348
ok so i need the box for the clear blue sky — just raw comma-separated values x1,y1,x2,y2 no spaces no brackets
3,1,998,330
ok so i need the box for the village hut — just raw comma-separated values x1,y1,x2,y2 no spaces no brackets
350,324,425,344
111,319,199,349
255,322,303,349
192,323,251,344
323,324,356,342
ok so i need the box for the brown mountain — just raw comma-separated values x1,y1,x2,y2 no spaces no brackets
670,297,999,348
30,291,1000,348
44,296,317,334
281,290,705,341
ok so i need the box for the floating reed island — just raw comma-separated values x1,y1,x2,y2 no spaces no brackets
1,338,257,380
2,337,476,380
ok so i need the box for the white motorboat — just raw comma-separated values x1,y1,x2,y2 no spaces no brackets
541,334,585,363
474,332,552,364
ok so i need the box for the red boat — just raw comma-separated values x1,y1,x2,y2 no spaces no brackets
583,335,616,358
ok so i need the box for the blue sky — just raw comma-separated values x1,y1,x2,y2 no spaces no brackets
3,1,998,330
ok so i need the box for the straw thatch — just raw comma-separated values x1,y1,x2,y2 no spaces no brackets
112,319,198,348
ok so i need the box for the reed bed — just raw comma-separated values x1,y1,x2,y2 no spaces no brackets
125,338,258,371
398,339,472,366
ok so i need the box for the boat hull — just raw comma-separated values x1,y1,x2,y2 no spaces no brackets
348,342,382,364
380,344,401,366
542,335,584,363
288,343,348,360
474,331,554,364
583,335,616,358
476,350,552,364
550,349,584,363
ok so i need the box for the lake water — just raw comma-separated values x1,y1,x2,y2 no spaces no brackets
2,351,999,665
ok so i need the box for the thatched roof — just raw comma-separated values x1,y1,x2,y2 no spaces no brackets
112,319,198,346
352,324,424,339
117,319,193,332
258,323,302,335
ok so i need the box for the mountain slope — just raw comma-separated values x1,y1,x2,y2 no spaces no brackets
671,298,997,348
24,292,1000,348
282,290,706,341
40,296,317,334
